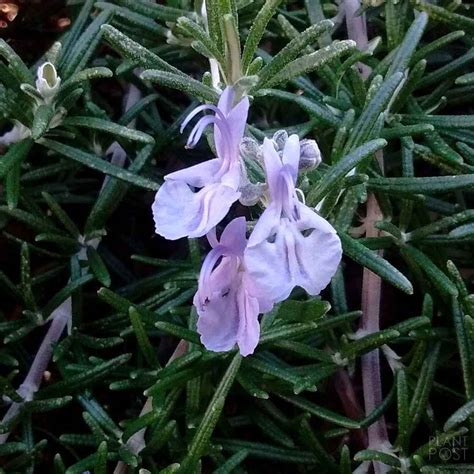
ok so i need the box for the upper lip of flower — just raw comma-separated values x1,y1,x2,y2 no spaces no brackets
275,166,301,222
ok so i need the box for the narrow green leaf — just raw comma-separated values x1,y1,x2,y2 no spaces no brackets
62,10,113,78
94,441,108,474
354,450,401,468
62,116,155,143
213,450,249,474
129,307,159,368
452,299,474,400
257,20,334,88
307,139,387,204
141,70,219,103
369,174,474,194
122,408,161,443
386,12,428,76
345,72,404,151
400,245,458,296
41,139,159,191
60,0,95,67
85,144,155,232
42,274,94,316
177,17,225,64
0,139,33,180
155,321,200,344
396,369,410,452
0,39,32,83
266,40,356,88
241,0,284,72
101,25,185,75
278,394,361,429
413,0,474,34
178,353,242,472
39,354,131,398
41,192,80,238
256,89,339,126
31,105,55,140
339,232,413,294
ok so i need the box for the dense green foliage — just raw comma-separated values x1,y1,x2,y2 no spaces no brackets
1,0,474,472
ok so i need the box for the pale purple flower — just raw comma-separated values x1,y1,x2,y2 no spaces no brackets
152,87,249,240
194,217,273,356
245,134,342,303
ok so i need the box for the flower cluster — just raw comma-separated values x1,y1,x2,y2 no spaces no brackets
153,87,342,356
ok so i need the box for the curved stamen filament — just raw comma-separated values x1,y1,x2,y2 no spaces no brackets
187,115,216,148
181,103,235,164
180,104,220,133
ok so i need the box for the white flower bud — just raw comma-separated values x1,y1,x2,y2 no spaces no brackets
35,62,60,103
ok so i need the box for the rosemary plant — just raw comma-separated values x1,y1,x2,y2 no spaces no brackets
1,0,474,472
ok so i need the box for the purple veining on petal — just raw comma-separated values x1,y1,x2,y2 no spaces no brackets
194,217,272,356
245,134,342,303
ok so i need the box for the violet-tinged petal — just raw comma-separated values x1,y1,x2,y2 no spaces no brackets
236,285,260,356
165,158,221,187
214,93,249,162
219,216,247,255
217,86,235,115
245,203,342,303
262,138,283,198
195,257,240,352
152,180,240,239
282,134,300,183
195,264,261,356
247,203,281,247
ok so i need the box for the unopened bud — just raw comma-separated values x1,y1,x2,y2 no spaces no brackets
240,137,261,161
272,129,288,151
35,62,60,103
299,139,321,171
239,182,266,206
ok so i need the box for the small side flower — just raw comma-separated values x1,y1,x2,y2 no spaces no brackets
194,217,272,356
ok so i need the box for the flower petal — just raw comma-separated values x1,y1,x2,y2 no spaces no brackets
247,203,281,247
195,257,240,352
262,137,282,198
152,180,240,239
219,216,247,256
217,86,235,115
236,285,260,356
245,206,342,302
282,134,300,183
165,158,222,187
215,94,249,162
